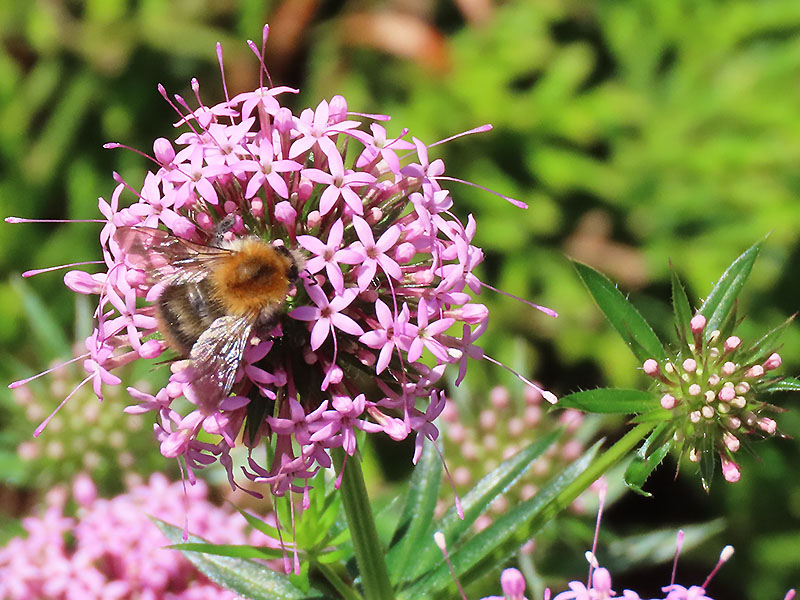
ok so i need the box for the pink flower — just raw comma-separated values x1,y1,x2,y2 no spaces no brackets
349,215,403,290
14,25,551,498
239,136,302,199
302,149,377,215
359,300,410,374
297,219,361,293
290,284,364,351
0,474,265,599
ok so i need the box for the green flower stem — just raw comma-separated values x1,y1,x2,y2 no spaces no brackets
333,448,394,600
316,560,363,600
538,423,656,524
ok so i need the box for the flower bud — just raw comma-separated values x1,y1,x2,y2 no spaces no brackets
724,336,741,352
138,339,164,359
764,353,782,371
690,314,706,334
153,137,175,164
745,365,765,379
643,359,660,376
718,383,735,402
727,416,742,429
723,432,740,452
758,418,777,434
721,458,741,483
721,361,736,376
274,107,294,134
274,201,297,224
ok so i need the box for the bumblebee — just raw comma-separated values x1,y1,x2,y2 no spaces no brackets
113,226,303,403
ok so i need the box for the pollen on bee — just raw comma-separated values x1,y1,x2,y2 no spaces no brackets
210,238,294,317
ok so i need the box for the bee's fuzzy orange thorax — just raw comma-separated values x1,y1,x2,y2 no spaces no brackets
209,238,292,317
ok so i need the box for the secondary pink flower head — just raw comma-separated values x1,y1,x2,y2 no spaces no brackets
0,474,263,599
39,25,547,497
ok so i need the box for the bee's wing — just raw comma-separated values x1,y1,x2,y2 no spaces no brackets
189,315,253,401
113,226,228,285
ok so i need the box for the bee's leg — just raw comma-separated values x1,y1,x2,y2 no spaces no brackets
211,214,238,247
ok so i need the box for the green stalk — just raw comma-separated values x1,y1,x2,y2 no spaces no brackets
333,448,395,600
316,560,363,600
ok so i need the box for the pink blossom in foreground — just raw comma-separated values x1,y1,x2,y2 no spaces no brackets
438,384,587,533
479,497,796,600
12,25,554,497
0,474,268,600
482,545,795,600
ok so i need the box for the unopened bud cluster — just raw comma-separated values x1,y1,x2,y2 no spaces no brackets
642,314,783,484
439,385,587,543
11,357,164,492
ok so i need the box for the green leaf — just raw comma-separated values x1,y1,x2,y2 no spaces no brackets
386,439,442,584
403,430,561,583
400,443,598,598
169,542,282,560
238,507,280,539
155,520,319,599
763,377,800,392
698,238,764,342
670,265,693,347
740,314,796,365
630,408,672,424
624,423,672,496
605,519,725,567
557,388,658,414
574,261,667,363
698,434,716,492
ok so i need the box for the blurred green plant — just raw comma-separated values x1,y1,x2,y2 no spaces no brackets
0,1,276,350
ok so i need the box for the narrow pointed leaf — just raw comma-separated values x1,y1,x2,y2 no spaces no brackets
625,423,672,496
156,520,318,599
386,440,442,583
763,377,800,392
670,266,693,347
574,261,666,363
404,430,561,582
169,542,282,560
630,408,672,424
698,435,716,492
740,314,795,365
557,388,658,414
699,239,763,342
399,443,598,598
606,519,725,567
238,508,280,539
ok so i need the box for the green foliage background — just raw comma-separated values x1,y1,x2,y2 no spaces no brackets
1,1,798,597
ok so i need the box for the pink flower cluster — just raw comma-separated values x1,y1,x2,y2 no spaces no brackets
59,26,543,495
481,551,798,600
439,385,586,532
0,474,264,600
